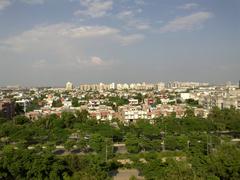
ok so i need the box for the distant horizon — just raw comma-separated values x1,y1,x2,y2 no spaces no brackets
1,78,239,87
1,80,239,88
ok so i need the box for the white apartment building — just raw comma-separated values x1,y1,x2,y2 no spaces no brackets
110,83,115,89
123,110,147,124
63,100,72,108
167,81,209,89
88,100,100,110
129,98,139,105
119,105,148,124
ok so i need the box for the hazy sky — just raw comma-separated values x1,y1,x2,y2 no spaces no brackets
0,0,239,86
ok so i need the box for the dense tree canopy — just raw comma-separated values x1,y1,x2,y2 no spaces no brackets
0,107,240,179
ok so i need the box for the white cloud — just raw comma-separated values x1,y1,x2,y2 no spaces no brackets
0,0,11,10
160,12,213,33
74,0,113,18
0,22,142,72
0,0,46,11
129,20,150,30
20,0,45,5
90,56,104,65
135,0,145,6
117,10,150,30
76,56,111,67
117,10,135,19
60,25,119,38
178,3,199,10
2,23,143,53
2,23,120,52
117,34,145,46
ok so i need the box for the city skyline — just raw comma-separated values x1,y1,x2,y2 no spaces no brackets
2,80,239,89
0,0,239,86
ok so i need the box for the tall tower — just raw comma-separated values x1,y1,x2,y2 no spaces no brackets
65,82,73,91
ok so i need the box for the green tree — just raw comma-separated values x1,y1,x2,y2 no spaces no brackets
89,134,105,153
76,110,89,123
14,115,30,125
15,103,25,115
72,97,80,107
133,93,143,103
65,140,76,151
52,99,63,107
26,98,41,112
61,112,76,129
0,146,70,179
184,108,195,118
185,99,199,107
125,133,140,153
209,144,240,179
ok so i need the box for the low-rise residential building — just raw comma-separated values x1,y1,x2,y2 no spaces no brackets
0,99,15,119
156,104,186,118
194,108,209,118
129,98,139,105
199,94,240,110
89,109,115,121
118,105,147,124
88,103,115,121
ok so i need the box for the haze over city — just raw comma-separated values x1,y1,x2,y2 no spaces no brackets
1,1,240,179
0,0,239,86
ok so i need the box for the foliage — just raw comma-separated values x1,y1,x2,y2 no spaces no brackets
209,144,240,179
185,98,199,107
14,115,31,125
133,93,144,103
15,103,25,115
0,107,240,179
71,97,80,107
125,133,140,153
27,98,41,112
89,134,105,153
104,96,129,111
52,99,63,107
0,146,70,179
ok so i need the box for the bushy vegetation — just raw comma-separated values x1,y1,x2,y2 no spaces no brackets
0,107,240,179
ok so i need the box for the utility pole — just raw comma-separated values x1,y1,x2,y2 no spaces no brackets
162,140,165,152
111,136,113,155
209,135,212,153
105,139,108,162
206,134,213,155
24,101,27,115
206,135,209,155
162,124,166,151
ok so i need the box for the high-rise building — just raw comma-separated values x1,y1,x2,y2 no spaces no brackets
65,82,73,91
155,83,165,91
110,83,115,89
